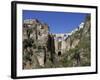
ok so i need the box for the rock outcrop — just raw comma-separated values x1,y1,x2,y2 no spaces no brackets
23,19,55,69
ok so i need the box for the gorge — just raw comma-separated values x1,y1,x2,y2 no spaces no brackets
23,15,91,69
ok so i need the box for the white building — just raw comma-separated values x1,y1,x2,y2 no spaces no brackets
79,22,84,29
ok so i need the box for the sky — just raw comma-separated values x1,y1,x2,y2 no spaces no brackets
23,10,89,34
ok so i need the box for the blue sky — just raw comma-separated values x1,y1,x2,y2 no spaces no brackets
23,10,89,33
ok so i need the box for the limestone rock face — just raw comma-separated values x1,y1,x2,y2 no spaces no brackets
23,19,51,69
60,15,91,67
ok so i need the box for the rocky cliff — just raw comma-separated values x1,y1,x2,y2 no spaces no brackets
23,19,55,69
60,15,91,67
